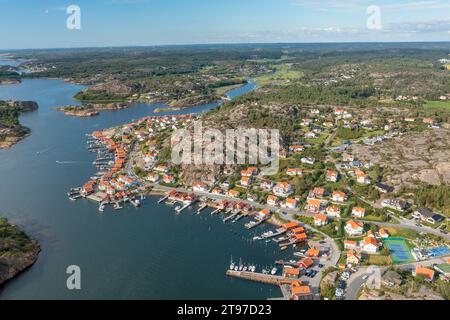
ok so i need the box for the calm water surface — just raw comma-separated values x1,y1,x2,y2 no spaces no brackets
0,79,289,299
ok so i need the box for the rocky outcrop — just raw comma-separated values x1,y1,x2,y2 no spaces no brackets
0,100,38,149
0,218,40,286
56,102,131,117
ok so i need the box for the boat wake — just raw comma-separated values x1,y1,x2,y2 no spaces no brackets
36,147,52,155
56,160,83,165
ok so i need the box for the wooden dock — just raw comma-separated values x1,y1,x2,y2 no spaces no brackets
226,270,293,286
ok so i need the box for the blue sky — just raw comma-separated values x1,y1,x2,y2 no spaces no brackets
0,0,449,49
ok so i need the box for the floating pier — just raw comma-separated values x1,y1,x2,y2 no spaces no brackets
226,270,292,286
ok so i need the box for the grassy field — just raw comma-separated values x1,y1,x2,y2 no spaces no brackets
424,100,450,110
254,63,303,86
366,254,392,266
214,83,245,96
383,226,420,239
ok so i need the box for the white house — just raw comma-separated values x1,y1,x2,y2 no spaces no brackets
345,220,364,236
352,207,366,218
361,237,380,254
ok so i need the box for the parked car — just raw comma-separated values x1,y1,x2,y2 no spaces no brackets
318,264,324,269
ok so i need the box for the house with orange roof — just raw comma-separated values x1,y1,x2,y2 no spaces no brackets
287,168,303,176
282,222,299,231
260,180,275,190
379,228,390,238
247,167,259,175
146,173,160,183
227,189,240,199
355,168,371,185
240,176,252,187
106,185,115,195
163,175,175,184
154,165,168,173
291,227,305,235
307,248,320,258
326,170,339,182
283,197,298,209
283,267,300,279
192,181,209,193
98,181,109,192
289,145,304,153
314,214,327,227
352,207,366,218
343,153,354,162
326,206,341,218
267,195,278,206
423,117,434,124
290,282,312,300
273,182,293,197
293,233,308,243
211,187,222,195
344,240,358,250
240,169,252,177
413,265,435,281
345,220,364,236
331,190,347,203
347,250,362,266
309,187,326,199
299,257,314,269
334,107,345,115
361,236,380,254
256,209,271,220
305,199,322,213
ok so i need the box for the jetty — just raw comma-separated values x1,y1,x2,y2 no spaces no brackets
210,208,222,215
245,216,270,230
226,270,293,286
197,203,208,214
223,210,240,223
158,194,169,204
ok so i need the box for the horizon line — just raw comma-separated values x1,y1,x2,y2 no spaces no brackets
2,40,450,52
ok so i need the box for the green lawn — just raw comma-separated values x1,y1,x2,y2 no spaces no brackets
424,100,450,110
254,63,303,86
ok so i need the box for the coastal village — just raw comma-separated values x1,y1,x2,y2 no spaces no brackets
69,102,450,300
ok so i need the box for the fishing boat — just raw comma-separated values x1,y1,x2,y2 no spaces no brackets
271,267,278,275
69,194,81,201
99,203,106,212
229,257,234,271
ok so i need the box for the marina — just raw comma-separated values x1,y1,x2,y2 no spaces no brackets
0,78,284,300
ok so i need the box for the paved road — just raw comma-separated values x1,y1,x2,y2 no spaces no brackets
345,255,450,300
354,219,450,241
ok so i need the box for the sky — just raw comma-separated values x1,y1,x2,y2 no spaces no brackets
0,0,449,49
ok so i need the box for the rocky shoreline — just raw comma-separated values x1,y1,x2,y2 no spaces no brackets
55,102,131,117
0,218,40,287
0,100,39,149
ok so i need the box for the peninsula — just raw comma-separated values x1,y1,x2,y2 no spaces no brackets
0,217,40,286
0,100,39,148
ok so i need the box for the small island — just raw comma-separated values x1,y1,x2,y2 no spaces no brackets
0,100,39,149
55,102,131,117
0,217,40,286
